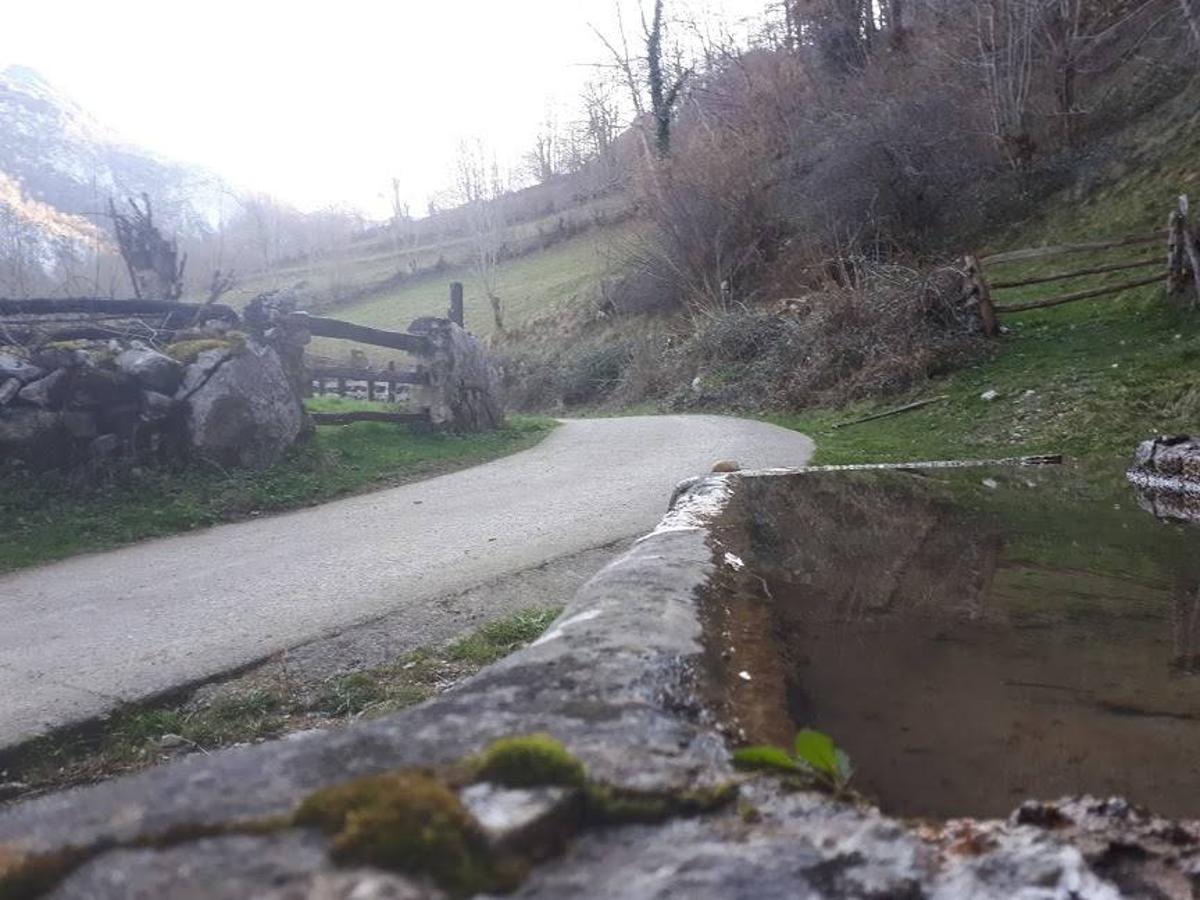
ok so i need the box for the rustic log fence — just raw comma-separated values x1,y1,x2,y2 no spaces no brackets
1,280,501,432
965,197,1200,336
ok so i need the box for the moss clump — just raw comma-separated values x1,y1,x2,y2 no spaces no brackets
583,782,737,826
165,334,245,365
473,734,586,788
294,771,514,896
42,340,90,352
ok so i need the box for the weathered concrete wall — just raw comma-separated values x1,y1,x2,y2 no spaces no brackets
1,473,1198,898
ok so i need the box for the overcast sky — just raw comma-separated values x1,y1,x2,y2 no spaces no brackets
1,0,768,218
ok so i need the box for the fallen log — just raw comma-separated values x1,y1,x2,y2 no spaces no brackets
832,395,949,430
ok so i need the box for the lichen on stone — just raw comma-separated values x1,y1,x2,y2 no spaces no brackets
473,734,586,789
165,334,245,364
294,771,517,896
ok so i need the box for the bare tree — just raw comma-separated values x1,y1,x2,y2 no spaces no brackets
592,0,690,156
108,194,186,300
389,176,411,254
455,139,508,333
524,112,563,183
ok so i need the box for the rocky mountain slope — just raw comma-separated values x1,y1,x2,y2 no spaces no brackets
0,64,228,249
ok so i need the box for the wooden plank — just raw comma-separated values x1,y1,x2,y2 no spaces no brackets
994,273,1163,313
832,395,949,430
990,255,1161,289
309,366,427,385
0,298,239,323
301,314,431,354
311,411,432,426
980,233,1163,266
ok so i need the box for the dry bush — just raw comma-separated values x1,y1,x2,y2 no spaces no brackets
680,261,987,410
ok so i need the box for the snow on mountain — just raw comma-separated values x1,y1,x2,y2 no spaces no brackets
0,65,230,243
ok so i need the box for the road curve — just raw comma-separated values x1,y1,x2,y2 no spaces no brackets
0,415,813,747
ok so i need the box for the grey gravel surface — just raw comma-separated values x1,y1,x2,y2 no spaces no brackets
0,414,813,747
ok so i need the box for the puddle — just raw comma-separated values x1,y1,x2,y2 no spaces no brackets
705,465,1200,820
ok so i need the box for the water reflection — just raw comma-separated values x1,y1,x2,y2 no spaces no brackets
710,467,1200,819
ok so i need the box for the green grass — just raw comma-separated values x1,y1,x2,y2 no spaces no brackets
772,113,1200,466
306,228,618,365
0,407,555,573
445,608,562,665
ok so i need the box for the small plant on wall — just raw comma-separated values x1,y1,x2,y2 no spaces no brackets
733,728,854,795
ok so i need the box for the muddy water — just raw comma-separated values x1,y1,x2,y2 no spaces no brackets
708,466,1200,820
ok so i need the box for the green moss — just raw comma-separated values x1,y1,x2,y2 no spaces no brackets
582,782,736,825
41,340,90,352
295,771,515,896
473,734,586,788
165,333,245,364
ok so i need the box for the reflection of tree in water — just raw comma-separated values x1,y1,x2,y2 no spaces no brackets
712,470,1200,818
741,473,1004,627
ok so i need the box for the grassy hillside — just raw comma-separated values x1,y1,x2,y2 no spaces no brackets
307,226,622,363
222,197,628,322
775,111,1200,465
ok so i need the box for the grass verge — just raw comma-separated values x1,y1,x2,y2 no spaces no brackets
0,403,555,573
0,607,563,802
772,114,1200,466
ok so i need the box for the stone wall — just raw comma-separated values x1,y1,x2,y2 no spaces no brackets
2,472,1197,898
0,322,305,474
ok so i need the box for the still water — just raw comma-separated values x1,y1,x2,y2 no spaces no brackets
710,465,1200,819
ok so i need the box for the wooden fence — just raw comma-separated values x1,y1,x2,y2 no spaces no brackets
298,282,467,427
0,281,477,430
964,197,1200,336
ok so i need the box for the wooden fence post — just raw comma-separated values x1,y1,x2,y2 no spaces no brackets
1180,196,1200,309
449,282,464,327
965,254,999,337
1168,206,1187,295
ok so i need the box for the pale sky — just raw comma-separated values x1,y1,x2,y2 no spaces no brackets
2,0,767,219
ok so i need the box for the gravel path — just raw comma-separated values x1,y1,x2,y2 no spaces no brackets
0,415,813,748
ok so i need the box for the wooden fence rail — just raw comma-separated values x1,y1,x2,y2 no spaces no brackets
309,366,427,386
978,232,1163,266
966,206,1196,336
301,314,431,355
309,365,428,403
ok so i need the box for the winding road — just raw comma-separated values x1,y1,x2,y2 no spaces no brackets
0,415,813,748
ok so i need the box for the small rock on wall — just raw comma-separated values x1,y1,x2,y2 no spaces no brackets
183,340,305,469
1131,435,1200,482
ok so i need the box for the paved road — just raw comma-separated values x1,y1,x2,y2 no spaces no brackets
0,415,813,748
